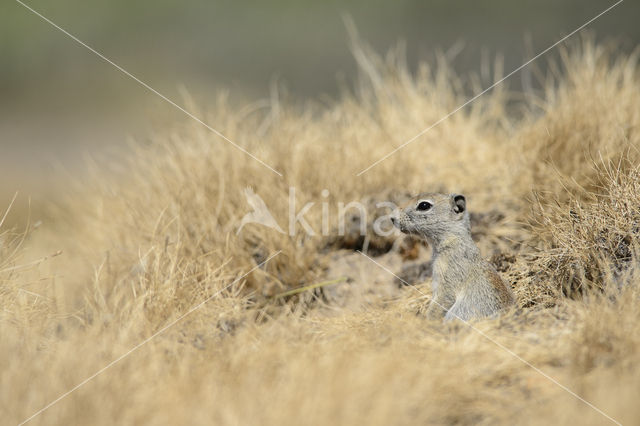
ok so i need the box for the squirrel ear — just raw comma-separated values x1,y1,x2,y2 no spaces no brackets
452,194,466,213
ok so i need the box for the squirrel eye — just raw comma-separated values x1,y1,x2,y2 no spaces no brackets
416,201,432,211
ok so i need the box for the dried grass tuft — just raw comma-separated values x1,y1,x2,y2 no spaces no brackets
3,38,640,425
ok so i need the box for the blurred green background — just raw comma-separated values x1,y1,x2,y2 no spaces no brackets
1,0,638,223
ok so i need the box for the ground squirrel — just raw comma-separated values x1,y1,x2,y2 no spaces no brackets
391,193,515,321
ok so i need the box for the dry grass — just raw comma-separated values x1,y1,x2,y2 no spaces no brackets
2,37,640,425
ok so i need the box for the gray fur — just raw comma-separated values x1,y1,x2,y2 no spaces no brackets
391,193,515,322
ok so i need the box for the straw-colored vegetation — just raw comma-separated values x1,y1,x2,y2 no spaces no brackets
3,38,640,425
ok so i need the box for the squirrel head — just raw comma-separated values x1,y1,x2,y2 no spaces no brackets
391,193,471,244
